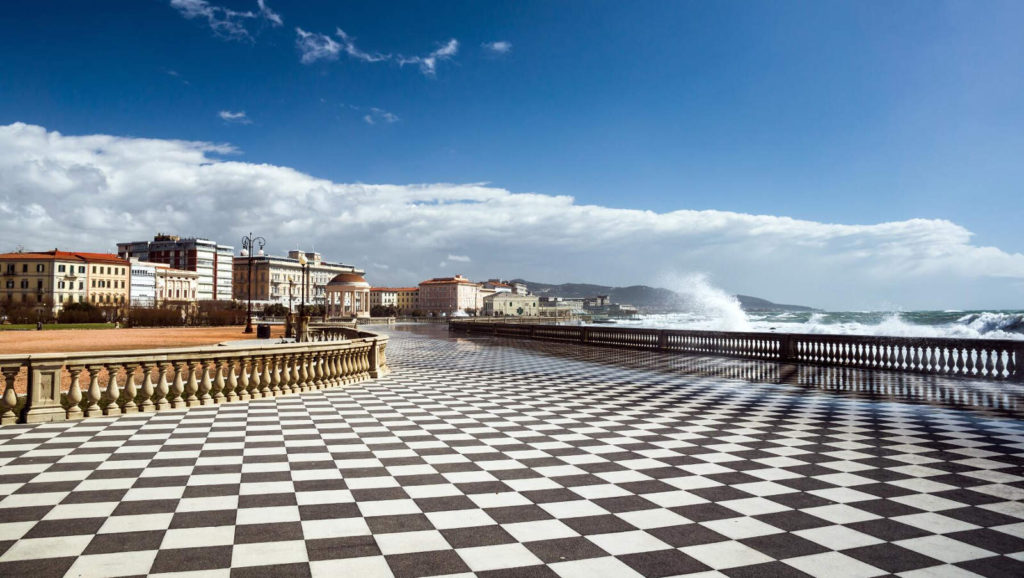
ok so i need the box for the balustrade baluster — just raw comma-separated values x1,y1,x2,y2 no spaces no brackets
103,364,122,416
183,360,201,407
225,360,240,402
259,356,272,398
248,357,261,398
139,363,155,413
297,353,309,390
65,365,84,420
171,360,188,408
281,354,296,394
121,363,138,414
156,362,172,410
197,360,213,405
315,351,327,389
211,359,226,403
238,359,253,401
995,349,1006,379
0,366,21,425
84,365,103,417
268,355,282,396
331,351,343,386
984,349,995,378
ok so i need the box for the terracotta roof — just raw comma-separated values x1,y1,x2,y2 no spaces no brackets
327,272,370,286
0,250,128,265
419,277,480,286
371,287,418,292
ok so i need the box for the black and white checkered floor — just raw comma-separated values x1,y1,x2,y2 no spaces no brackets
1,325,1023,577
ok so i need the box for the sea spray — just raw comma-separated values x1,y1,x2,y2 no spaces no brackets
655,272,751,331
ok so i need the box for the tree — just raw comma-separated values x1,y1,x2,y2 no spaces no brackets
371,305,397,317
263,303,289,317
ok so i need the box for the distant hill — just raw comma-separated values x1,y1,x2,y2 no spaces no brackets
513,280,814,312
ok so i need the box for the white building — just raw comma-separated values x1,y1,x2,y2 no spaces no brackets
233,250,364,310
117,234,234,301
129,260,157,307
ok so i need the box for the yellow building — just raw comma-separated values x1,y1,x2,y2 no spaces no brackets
0,250,129,315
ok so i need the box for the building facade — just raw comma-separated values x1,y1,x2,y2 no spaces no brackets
232,250,364,311
156,267,199,305
129,261,157,307
418,275,481,316
0,251,129,315
117,234,233,301
483,293,541,316
369,288,398,309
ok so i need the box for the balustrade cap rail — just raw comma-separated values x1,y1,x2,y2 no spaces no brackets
0,335,380,366
450,320,1022,382
449,321,1023,349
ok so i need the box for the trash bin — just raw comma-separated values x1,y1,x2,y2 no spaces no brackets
36,321,43,331
256,323,271,339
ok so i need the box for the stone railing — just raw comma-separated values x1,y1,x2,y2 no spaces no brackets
0,333,389,426
450,321,1024,382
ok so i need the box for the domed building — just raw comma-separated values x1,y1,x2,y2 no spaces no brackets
325,272,371,318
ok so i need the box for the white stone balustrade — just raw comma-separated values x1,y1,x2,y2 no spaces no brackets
0,333,389,425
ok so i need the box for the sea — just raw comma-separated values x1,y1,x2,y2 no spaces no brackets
606,310,1024,340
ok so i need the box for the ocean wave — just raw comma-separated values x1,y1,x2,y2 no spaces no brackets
609,310,1024,340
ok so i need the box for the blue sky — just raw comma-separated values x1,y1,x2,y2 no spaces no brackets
1,1,1023,308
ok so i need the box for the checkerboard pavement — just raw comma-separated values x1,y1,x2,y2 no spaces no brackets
1,325,1023,577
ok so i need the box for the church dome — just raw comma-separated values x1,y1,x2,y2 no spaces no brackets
327,273,370,288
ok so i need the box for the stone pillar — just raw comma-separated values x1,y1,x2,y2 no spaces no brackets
21,361,67,424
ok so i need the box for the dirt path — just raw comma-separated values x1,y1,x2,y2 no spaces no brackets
0,325,284,354
1,325,285,395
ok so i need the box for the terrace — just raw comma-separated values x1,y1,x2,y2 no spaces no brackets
1,324,1023,577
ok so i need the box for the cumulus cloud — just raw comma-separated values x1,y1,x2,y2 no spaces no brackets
218,110,251,124
447,254,471,262
399,39,458,76
170,0,282,41
1,122,1023,309
483,41,512,54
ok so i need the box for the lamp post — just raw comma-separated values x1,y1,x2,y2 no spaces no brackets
241,233,266,334
298,253,308,318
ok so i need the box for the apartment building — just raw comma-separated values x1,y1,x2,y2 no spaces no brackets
129,259,199,306
369,287,419,314
0,250,129,314
418,275,482,316
232,250,364,310
117,234,233,301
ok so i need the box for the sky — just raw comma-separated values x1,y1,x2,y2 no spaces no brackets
1,0,1023,310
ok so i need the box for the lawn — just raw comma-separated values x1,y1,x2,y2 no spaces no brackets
0,323,115,331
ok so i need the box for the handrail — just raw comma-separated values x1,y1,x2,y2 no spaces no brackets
0,332,389,426
450,321,1023,382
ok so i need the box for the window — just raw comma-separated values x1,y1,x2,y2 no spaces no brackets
58,281,65,289
4,280,11,289
37,280,43,289
36,264,45,272
22,264,28,273
78,281,83,290
20,280,28,288
58,264,66,273
78,266,85,274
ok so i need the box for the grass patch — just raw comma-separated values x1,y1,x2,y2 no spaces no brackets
0,323,116,331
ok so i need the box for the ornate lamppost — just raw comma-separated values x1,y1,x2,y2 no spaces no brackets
240,233,266,334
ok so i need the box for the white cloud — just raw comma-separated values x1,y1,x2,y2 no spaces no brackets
483,41,512,54
447,254,471,262
218,110,251,124
2,122,1023,309
399,39,459,76
296,28,456,76
336,29,390,63
363,108,399,125
295,28,341,64
170,0,282,41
